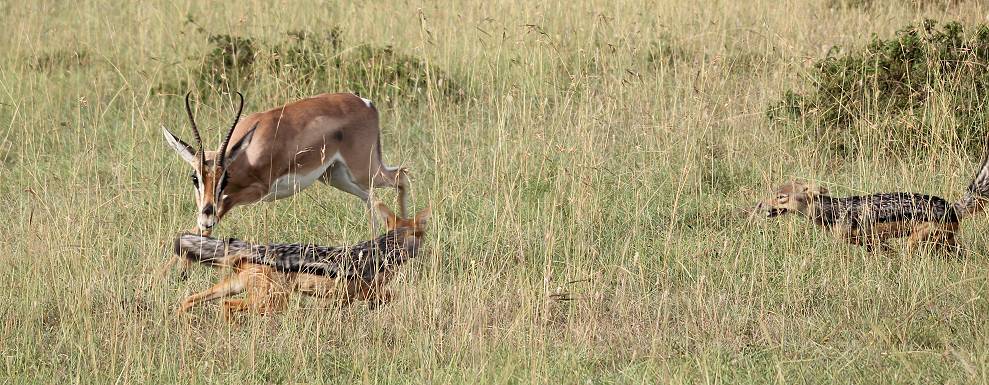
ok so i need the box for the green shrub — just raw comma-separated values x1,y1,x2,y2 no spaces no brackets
198,34,257,93
339,45,462,103
828,0,965,10
768,20,989,156
161,24,463,104
268,29,342,84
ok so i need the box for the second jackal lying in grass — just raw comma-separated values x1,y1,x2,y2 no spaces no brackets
755,155,989,253
173,202,429,319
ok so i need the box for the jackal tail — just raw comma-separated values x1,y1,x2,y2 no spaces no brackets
173,233,253,267
954,150,989,219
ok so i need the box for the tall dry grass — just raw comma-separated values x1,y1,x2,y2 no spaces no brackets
1,0,988,383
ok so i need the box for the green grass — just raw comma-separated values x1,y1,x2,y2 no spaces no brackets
2,0,989,383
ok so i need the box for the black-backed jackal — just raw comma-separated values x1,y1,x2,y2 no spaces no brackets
755,156,989,253
172,202,429,319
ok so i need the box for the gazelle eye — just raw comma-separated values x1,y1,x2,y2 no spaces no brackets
777,194,787,202
190,173,199,188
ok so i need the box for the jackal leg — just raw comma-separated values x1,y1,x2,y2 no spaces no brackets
907,223,960,254
863,240,892,254
177,273,245,314
177,258,193,280
936,233,962,255
842,228,885,253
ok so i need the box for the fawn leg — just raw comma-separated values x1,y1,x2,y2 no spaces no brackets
178,273,245,315
906,225,933,254
367,289,393,310
155,256,179,279
222,299,250,322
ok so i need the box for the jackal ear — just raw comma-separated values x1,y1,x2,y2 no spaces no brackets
373,201,397,228
162,126,198,166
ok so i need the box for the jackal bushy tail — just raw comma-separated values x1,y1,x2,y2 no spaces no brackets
173,233,253,267
954,151,989,218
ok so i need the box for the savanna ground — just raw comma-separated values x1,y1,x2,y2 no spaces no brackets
2,0,989,383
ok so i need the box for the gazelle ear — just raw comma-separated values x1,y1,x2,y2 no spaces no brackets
162,126,198,165
373,201,397,228
414,207,431,228
225,122,259,163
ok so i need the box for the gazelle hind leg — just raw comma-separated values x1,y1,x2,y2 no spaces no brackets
323,163,378,233
325,163,371,200
374,166,410,217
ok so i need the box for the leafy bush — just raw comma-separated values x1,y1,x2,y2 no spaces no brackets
339,45,462,103
768,20,989,156
828,0,965,10
268,29,342,84
161,24,463,104
198,34,256,92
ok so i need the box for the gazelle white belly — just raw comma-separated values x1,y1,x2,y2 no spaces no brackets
262,153,340,202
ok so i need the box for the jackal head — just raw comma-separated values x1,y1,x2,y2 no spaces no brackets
756,180,828,218
374,201,430,247
161,92,258,235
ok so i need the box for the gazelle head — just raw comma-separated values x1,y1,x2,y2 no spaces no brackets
755,180,828,218
162,92,258,235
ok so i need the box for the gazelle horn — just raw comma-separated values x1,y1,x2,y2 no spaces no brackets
218,92,245,169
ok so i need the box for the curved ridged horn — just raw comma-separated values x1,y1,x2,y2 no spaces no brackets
184,91,205,166
218,92,245,169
